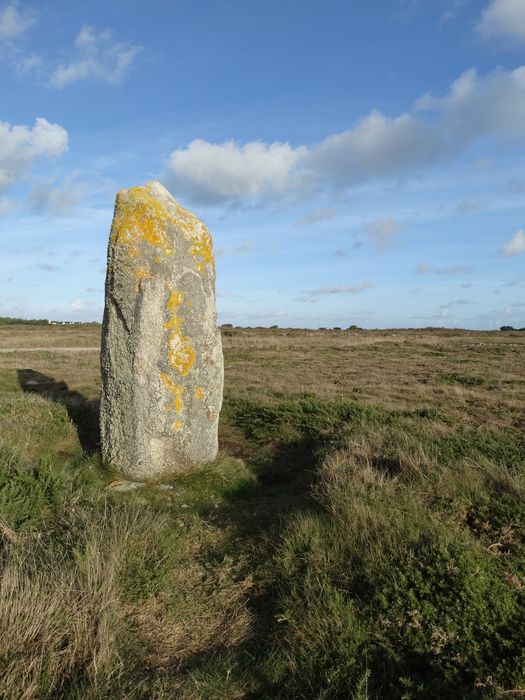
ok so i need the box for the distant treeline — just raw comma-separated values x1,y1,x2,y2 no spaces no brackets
221,324,525,333
0,317,101,326
0,317,50,325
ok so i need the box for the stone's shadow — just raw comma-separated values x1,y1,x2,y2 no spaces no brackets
181,428,326,693
17,369,100,454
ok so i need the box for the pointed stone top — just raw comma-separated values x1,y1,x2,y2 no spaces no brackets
142,180,172,197
117,180,173,202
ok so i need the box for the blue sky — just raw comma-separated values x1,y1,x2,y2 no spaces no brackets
1,0,524,328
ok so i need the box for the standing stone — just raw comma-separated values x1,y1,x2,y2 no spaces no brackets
100,181,223,479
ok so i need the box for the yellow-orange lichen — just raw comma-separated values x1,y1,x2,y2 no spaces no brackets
111,184,215,277
194,386,205,400
173,202,215,273
134,266,152,291
164,289,195,377
111,186,175,258
191,228,214,272
159,372,185,414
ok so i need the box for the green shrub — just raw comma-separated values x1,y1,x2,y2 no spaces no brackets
269,442,525,699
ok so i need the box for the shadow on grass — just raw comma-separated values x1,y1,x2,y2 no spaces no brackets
175,399,343,696
17,369,100,454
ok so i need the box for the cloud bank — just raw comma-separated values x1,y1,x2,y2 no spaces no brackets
165,65,525,206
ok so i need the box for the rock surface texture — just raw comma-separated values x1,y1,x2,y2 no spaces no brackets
100,181,223,479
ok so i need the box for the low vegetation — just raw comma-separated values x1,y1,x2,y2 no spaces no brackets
0,324,524,698
0,317,50,325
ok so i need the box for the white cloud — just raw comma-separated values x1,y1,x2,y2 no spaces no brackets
165,65,525,206
35,261,58,272
0,195,16,213
49,25,141,88
296,283,373,303
501,277,525,288
297,208,335,226
66,298,103,320
455,199,488,215
501,229,525,256
416,67,525,141
307,110,440,187
417,264,474,275
215,240,254,257
411,307,456,323
165,138,306,205
304,283,374,296
0,117,68,192
439,298,476,309
14,52,41,75
440,0,469,23
364,217,403,250
332,242,362,258
295,296,320,304
28,176,87,215
0,1,35,40
478,0,525,43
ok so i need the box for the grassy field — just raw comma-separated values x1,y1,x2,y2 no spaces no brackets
0,323,524,698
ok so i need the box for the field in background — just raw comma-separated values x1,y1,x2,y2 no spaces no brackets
0,324,524,698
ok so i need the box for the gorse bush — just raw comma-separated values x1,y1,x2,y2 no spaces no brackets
268,426,525,699
228,395,385,445
0,448,76,531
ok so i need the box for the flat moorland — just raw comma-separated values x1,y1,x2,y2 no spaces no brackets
0,324,524,699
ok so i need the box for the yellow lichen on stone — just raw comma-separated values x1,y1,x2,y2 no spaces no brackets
159,372,185,414
111,184,214,275
190,227,214,272
166,289,183,312
172,419,183,432
135,266,152,291
111,185,175,258
164,289,196,377
172,202,215,273
194,386,205,399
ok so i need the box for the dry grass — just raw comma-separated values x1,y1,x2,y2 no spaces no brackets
2,323,524,432
222,327,525,429
0,323,100,350
0,506,151,699
0,323,523,698
126,574,253,671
